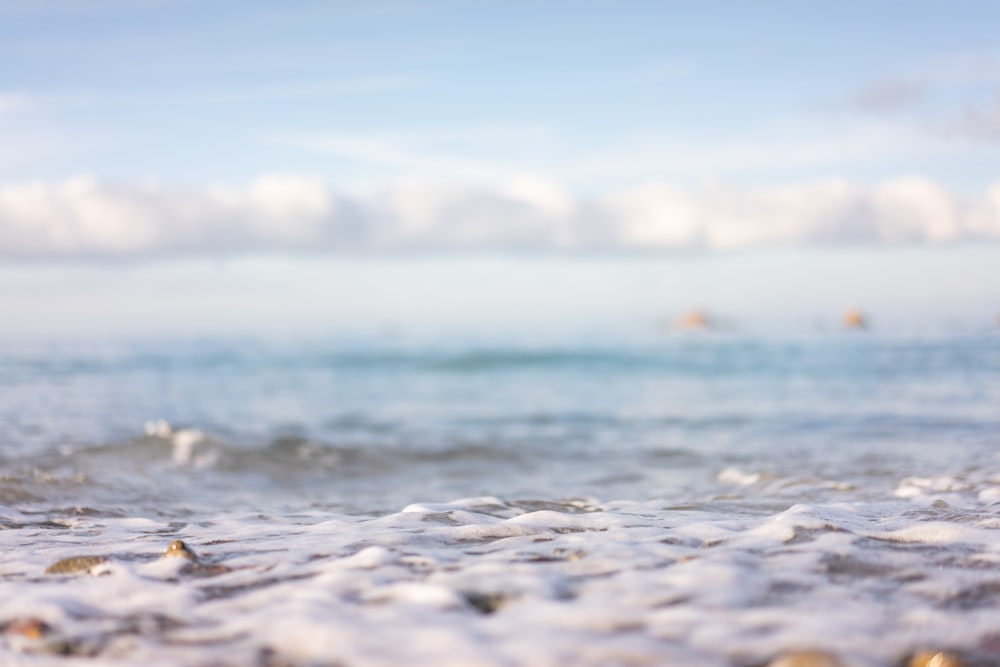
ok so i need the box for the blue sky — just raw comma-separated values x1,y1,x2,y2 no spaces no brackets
2,1,1000,338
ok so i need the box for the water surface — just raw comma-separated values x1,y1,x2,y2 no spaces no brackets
1,333,999,666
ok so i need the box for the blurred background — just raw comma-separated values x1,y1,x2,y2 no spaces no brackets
1,0,999,340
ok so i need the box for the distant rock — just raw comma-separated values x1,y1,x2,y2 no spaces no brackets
842,308,868,330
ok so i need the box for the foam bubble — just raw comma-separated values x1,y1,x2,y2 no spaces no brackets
3,481,1000,666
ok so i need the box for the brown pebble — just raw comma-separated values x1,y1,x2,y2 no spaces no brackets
44,555,108,575
165,540,232,576
768,650,845,667
909,652,964,667
4,618,50,639
164,539,197,560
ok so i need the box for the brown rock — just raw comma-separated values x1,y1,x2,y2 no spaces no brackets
44,555,108,575
164,539,197,560
678,310,713,331
4,618,50,639
909,651,964,667
842,309,868,330
768,650,845,667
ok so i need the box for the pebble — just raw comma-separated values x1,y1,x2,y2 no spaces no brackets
2,617,81,656
164,539,197,560
44,555,109,575
4,618,50,639
165,539,233,576
768,650,845,667
46,540,208,575
909,652,964,667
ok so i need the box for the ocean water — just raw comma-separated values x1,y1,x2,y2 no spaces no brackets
2,333,1000,666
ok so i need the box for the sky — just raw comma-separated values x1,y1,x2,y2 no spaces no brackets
2,0,1000,339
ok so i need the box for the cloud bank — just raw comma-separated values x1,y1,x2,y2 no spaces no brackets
1,175,999,259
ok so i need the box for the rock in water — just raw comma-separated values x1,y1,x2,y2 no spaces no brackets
3,618,50,639
842,308,868,330
46,540,199,575
164,539,197,560
44,555,109,575
768,651,845,667
909,652,964,667
164,539,232,576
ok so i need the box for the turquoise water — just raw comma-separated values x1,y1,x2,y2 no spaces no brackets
2,333,998,514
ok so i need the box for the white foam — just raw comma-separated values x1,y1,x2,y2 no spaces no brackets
169,428,205,466
4,476,1000,667
717,466,762,486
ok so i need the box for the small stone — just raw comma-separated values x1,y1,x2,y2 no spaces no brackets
768,650,845,667
462,591,507,614
2,619,77,657
163,540,232,576
4,618,50,639
44,555,108,575
164,540,197,560
909,651,964,667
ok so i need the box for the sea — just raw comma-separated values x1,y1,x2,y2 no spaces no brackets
2,331,1000,667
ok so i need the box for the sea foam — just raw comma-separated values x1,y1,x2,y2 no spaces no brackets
3,476,1000,666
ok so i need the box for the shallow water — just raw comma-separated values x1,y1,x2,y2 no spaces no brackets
2,333,1000,665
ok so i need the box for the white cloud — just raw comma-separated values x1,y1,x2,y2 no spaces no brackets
0,175,338,258
1,175,999,260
